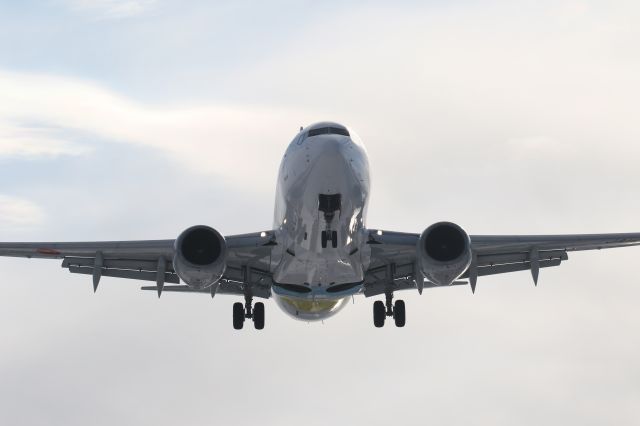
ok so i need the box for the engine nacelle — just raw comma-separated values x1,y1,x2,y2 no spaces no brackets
173,225,227,289
417,221,471,286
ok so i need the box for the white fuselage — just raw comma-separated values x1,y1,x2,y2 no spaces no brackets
270,122,372,321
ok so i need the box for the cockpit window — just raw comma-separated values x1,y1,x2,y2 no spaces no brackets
307,127,350,137
330,127,350,136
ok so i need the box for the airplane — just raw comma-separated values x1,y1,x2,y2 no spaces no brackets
2,121,640,330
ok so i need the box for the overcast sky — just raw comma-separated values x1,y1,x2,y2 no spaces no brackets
1,1,640,425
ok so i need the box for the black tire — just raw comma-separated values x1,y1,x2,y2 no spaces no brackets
321,231,328,249
233,302,245,330
331,231,338,248
253,302,265,330
373,301,385,328
394,300,406,327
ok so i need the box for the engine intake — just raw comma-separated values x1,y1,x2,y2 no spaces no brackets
418,222,471,286
173,225,226,289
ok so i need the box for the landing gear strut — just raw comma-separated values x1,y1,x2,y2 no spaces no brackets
321,230,338,248
233,294,265,330
372,292,405,328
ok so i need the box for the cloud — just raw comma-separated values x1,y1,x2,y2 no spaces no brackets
0,121,90,158
0,70,318,191
63,0,157,19
0,195,45,230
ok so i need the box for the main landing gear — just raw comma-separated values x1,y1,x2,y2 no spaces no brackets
233,294,265,330
373,292,405,328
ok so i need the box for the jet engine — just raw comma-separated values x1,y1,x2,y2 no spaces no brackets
173,225,227,289
417,222,471,286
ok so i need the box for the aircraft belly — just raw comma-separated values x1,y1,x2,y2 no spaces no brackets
274,250,363,287
274,294,350,321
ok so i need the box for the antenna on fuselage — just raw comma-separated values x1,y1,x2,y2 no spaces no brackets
299,126,303,131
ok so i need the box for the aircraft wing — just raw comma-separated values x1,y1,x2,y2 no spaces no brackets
363,230,640,296
0,231,277,298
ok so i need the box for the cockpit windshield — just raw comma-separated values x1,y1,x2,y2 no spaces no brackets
293,123,353,146
307,127,350,137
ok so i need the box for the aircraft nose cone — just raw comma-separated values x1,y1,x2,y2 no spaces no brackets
306,138,353,194
316,136,349,159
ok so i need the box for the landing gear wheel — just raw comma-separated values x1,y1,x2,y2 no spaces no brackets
373,300,386,328
331,231,338,248
253,302,265,330
233,302,245,330
321,231,328,249
393,300,406,327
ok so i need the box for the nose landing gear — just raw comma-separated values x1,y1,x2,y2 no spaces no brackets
233,294,265,330
319,193,341,249
373,292,406,328
321,230,338,248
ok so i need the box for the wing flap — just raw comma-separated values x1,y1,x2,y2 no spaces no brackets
363,279,468,297
461,258,562,278
477,249,567,266
62,257,177,273
68,266,180,284
140,282,271,299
